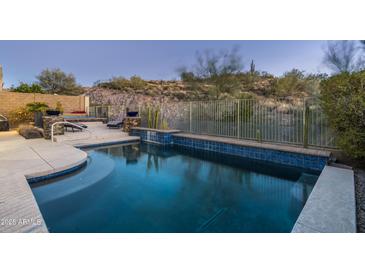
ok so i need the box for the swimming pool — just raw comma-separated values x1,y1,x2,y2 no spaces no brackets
31,143,319,232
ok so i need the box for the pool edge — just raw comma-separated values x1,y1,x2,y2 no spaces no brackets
291,165,356,233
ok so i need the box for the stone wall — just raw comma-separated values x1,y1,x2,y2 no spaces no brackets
42,116,64,139
122,117,141,132
0,91,87,116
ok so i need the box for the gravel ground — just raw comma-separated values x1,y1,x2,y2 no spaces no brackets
355,169,365,232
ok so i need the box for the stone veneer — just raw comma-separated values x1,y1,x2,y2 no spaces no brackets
130,127,180,145
122,117,141,133
42,116,64,139
130,128,331,171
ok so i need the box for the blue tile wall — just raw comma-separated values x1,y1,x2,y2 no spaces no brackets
130,129,328,171
172,136,328,172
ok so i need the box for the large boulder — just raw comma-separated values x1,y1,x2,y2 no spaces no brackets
18,125,43,139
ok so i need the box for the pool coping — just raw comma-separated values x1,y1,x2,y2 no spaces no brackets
131,127,181,134
26,160,87,184
291,165,356,233
73,138,140,149
25,138,140,181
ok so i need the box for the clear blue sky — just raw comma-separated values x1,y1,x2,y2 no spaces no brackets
0,41,329,88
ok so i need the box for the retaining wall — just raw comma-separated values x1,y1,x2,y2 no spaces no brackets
0,91,87,115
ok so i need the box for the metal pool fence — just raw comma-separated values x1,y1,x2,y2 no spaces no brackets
140,98,336,149
88,105,110,119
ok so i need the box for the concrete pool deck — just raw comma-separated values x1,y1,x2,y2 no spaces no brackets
54,122,136,147
0,131,87,232
292,165,356,233
0,127,139,232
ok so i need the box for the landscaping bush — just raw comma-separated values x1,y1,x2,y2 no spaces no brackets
320,70,365,159
7,106,33,128
25,102,49,113
18,125,43,139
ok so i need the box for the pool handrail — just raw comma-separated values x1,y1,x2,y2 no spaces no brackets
51,121,92,142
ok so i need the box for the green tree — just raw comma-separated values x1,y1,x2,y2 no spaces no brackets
12,82,43,93
36,68,81,95
179,47,243,99
320,70,365,159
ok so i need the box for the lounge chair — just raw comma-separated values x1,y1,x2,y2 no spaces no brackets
107,120,123,129
64,122,88,132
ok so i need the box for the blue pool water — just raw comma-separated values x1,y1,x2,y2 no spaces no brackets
31,143,319,232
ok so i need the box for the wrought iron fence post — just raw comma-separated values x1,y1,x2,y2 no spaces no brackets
303,98,309,148
189,101,192,132
107,105,111,120
237,99,240,138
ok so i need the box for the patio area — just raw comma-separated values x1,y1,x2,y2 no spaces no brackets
54,122,139,147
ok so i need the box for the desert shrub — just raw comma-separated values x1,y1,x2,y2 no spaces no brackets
99,76,130,90
320,70,365,158
11,83,43,93
25,102,49,113
8,106,33,128
18,125,43,139
236,91,255,100
130,75,147,90
272,69,307,96
96,76,146,91
270,70,326,97
304,73,328,97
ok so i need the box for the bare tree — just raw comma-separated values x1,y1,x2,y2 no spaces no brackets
323,41,364,74
179,47,243,99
